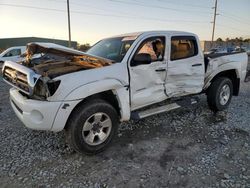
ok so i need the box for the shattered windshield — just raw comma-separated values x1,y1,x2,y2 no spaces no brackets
87,37,136,62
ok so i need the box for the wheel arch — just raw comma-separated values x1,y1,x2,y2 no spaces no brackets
206,69,240,96
63,78,130,119
51,79,130,132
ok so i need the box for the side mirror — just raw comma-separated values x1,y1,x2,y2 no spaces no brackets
131,53,152,66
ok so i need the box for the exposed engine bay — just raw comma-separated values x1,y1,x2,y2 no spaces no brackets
22,43,113,78
2,43,114,100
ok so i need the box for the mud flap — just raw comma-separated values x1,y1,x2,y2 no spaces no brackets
245,70,250,82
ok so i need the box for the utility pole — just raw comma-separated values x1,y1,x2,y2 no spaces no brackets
67,0,71,48
211,0,218,46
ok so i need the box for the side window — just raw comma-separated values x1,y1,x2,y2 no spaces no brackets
4,49,21,57
131,37,165,66
171,36,198,61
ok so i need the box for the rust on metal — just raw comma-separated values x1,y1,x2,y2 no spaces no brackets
21,43,114,78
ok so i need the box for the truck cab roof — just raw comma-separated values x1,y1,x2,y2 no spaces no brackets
107,30,197,40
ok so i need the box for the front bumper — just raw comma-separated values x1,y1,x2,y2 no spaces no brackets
10,88,80,132
10,88,62,131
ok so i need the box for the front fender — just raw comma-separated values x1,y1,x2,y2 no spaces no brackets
51,79,130,132
64,79,124,101
65,79,131,121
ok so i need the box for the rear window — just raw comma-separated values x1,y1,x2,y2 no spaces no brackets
171,36,198,61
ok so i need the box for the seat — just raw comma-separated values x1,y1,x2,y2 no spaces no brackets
172,43,191,60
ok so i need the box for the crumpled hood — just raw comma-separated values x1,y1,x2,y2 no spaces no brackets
21,42,114,78
2,42,114,98
24,42,86,57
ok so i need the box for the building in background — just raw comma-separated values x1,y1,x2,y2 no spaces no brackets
200,40,250,52
0,37,77,50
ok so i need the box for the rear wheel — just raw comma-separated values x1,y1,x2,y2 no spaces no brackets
207,77,233,112
65,99,119,155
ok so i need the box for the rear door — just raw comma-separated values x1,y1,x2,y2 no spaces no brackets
165,35,204,97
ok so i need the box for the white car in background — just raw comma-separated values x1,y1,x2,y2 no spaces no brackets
0,46,26,68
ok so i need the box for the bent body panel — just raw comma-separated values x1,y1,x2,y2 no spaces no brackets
204,52,248,89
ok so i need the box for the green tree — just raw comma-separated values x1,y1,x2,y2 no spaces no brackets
243,38,250,42
216,38,223,42
77,43,91,52
239,37,244,42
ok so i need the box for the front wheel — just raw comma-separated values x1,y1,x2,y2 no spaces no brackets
207,77,233,112
65,99,119,155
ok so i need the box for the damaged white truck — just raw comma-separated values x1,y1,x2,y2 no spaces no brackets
2,31,248,154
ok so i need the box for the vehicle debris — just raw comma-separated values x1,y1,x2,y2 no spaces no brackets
22,42,113,77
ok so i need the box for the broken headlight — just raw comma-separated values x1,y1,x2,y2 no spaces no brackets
47,80,61,96
33,79,61,99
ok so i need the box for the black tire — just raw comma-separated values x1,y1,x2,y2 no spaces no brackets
207,77,233,112
65,99,119,155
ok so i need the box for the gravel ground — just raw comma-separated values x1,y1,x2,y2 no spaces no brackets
0,74,250,188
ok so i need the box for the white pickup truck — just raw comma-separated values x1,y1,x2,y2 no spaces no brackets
2,31,248,154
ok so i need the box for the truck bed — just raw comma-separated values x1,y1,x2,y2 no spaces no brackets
204,52,246,72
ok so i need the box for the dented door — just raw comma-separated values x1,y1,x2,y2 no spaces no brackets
129,36,167,110
165,35,204,97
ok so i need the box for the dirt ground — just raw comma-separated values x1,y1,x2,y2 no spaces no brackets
0,73,250,187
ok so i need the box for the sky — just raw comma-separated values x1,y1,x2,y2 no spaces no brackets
0,0,250,45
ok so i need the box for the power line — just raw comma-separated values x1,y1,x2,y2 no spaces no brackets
0,3,208,24
4,1,248,36
209,0,249,42
217,24,250,34
219,13,250,26
156,0,211,9
48,0,143,16
49,0,212,16
108,0,212,15
219,11,250,23
0,3,65,13
48,0,250,29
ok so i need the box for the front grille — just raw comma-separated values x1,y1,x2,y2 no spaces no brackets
3,66,30,93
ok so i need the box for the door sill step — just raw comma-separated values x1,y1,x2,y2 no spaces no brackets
131,103,180,120
130,96,199,120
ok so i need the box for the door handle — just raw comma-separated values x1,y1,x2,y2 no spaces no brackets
155,68,166,72
192,63,202,67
